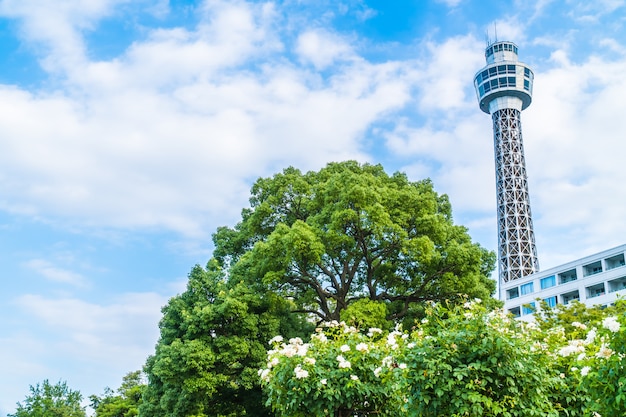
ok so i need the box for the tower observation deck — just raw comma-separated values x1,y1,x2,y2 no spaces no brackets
474,41,539,285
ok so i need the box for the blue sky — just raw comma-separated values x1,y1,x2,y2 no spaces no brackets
2,0,626,413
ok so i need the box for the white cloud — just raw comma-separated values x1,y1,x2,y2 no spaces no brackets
0,1,418,238
295,29,354,70
23,259,88,287
415,35,484,112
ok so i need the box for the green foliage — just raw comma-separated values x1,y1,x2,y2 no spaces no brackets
9,380,86,417
90,371,145,417
400,301,562,417
213,161,496,323
141,261,311,417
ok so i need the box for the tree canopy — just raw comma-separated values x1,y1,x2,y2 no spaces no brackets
8,380,86,417
213,161,496,322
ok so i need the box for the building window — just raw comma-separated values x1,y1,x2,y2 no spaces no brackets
522,302,536,315
543,296,557,308
558,269,577,284
509,306,521,318
520,282,534,295
583,261,603,276
506,287,520,299
608,277,626,293
586,283,606,298
561,290,580,305
605,254,625,270
540,275,556,289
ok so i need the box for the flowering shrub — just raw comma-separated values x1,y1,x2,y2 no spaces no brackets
549,312,625,417
398,300,563,417
261,299,626,417
259,321,408,416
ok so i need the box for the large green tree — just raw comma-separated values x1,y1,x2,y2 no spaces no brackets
142,161,495,416
141,262,309,417
214,161,495,322
9,380,86,417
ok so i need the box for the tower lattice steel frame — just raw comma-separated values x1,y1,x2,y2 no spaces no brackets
474,41,539,286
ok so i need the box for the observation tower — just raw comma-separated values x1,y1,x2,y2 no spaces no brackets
474,41,539,286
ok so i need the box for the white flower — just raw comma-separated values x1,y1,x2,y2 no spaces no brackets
294,365,309,379
577,353,586,361
304,357,316,365
398,363,407,369
340,344,351,352
580,366,591,376
289,337,304,345
269,335,283,344
268,357,279,368
558,340,585,357
382,356,394,367
584,329,597,345
421,318,429,324
320,378,327,385
596,345,614,359
572,321,587,330
350,375,359,381
602,316,621,333
337,355,351,369
312,332,328,343
367,327,383,337
282,345,297,358
374,367,382,377
258,368,270,382
355,343,369,352
407,342,416,349
296,344,309,357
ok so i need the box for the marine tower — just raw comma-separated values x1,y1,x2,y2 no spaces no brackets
474,41,539,286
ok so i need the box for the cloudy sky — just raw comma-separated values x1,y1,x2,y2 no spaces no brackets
2,0,626,413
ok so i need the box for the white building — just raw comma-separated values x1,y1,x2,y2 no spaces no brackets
501,244,626,318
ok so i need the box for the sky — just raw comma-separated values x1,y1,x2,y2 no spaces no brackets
1,0,626,413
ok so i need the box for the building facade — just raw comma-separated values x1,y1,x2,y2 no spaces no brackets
502,244,626,318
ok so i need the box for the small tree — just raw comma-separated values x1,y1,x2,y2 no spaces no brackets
9,380,86,417
90,371,145,417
